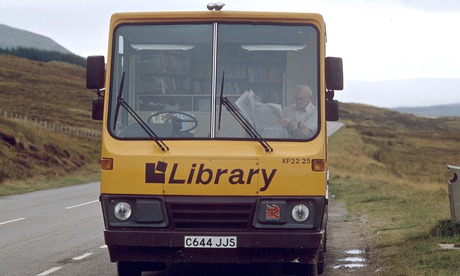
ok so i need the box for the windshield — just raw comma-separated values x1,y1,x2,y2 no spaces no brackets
109,23,319,140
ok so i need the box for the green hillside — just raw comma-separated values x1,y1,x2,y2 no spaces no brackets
0,54,99,128
0,54,100,194
330,103,460,274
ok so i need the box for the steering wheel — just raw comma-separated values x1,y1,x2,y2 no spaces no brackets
148,111,198,134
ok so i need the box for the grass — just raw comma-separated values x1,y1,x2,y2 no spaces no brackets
0,164,100,196
0,54,101,129
329,103,460,274
0,117,101,195
0,54,101,195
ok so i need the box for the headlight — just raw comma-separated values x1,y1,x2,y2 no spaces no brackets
291,204,309,222
102,196,169,228
253,198,322,229
114,202,132,221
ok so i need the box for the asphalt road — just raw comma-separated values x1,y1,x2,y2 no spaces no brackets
0,122,344,276
327,121,343,136
0,182,116,276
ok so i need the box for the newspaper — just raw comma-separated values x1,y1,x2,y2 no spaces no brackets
235,90,289,138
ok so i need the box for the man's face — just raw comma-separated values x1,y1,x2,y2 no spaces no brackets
295,88,310,110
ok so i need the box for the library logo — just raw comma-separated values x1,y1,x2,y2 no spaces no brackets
145,161,277,191
145,161,167,183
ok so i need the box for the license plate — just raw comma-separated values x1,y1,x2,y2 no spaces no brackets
184,236,237,248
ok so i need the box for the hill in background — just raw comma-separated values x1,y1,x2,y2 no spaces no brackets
340,102,460,131
0,54,100,192
0,54,98,129
0,24,85,67
392,103,460,117
0,24,70,54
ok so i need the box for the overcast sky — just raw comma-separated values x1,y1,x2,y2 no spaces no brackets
1,0,460,107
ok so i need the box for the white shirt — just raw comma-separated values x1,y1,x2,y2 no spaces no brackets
282,102,318,138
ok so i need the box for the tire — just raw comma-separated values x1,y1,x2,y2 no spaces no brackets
317,248,324,275
283,263,318,276
317,261,324,275
117,261,142,276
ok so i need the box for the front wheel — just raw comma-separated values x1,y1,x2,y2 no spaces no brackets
283,263,318,276
317,261,324,275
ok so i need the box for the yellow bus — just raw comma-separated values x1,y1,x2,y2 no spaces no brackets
86,4,343,275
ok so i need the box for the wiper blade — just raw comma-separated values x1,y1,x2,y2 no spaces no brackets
113,72,125,131
218,71,271,152
220,96,273,153
113,72,169,152
218,71,225,130
116,99,169,152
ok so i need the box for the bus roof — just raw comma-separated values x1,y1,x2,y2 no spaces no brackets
109,11,325,27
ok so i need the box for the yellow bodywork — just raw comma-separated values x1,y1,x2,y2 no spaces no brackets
100,11,328,198
101,138,326,196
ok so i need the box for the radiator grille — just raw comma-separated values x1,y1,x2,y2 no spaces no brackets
169,202,253,230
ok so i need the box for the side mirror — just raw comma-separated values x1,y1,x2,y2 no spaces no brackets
325,57,343,91
326,99,339,121
86,56,105,89
92,98,104,121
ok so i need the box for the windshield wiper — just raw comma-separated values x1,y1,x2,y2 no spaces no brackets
113,72,125,131
113,72,169,152
218,71,272,153
218,71,225,130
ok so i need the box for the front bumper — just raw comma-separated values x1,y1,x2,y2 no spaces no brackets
105,229,324,263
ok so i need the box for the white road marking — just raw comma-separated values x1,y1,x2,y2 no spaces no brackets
73,252,93,261
100,244,108,249
0,217,25,226
65,200,99,209
37,266,62,275
36,252,94,275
